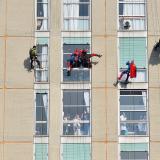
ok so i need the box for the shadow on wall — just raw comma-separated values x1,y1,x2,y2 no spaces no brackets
149,46,160,65
24,57,32,72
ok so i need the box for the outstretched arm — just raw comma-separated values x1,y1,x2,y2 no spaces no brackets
90,53,102,58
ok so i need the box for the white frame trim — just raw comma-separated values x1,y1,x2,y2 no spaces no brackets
61,89,91,137
34,89,50,137
119,90,149,137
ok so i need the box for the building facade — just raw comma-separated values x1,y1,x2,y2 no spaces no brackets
0,0,160,159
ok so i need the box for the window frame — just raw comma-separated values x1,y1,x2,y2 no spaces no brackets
35,90,49,137
35,37,49,83
63,0,91,31
62,37,91,82
61,143,91,160
34,143,48,160
119,90,148,136
36,0,49,31
118,0,147,31
118,37,147,82
62,89,91,136
120,143,149,160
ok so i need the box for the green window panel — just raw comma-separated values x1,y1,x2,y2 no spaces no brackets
63,37,90,44
121,143,148,152
37,38,49,45
119,37,146,68
62,143,91,160
35,144,48,160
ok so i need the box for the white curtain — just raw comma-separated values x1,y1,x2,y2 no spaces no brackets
64,3,79,30
142,91,146,107
64,19,89,31
41,45,48,68
132,19,145,30
42,93,48,123
64,0,79,3
64,4,79,18
42,3,48,17
84,92,89,106
39,19,48,31
42,0,48,2
123,4,145,16
39,4,48,30
36,46,48,82
42,94,48,107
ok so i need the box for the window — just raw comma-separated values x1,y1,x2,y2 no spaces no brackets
120,143,148,160
63,37,90,82
120,90,148,136
35,143,48,160
63,90,90,136
63,0,90,31
37,0,48,31
35,92,48,136
62,143,91,160
119,0,146,30
35,38,49,82
119,37,147,82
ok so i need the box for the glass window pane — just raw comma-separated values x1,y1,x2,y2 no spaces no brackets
63,69,90,81
36,123,48,135
37,0,48,2
37,3,48,17
120,96,146,105
63,44,90,53
37,19,48,30
121,143,148,151
36,93,48,106
63,37,90,44
37,38,49,45
120,90,147,110
63,91,89,106
35,144,48,160
78,19,89,30
64,19,89,31
120,111,147,121
62,144,91,160
119,0,145,1
37,45,48,54
79,4,89,16
119,37,147,68
64,4,79,18
63,122,90,136
120,122,147,135
120,90,146,95
121,151,148,160
36,107,47,121
63,90,90,136
119,3,145,16
130,69,147,82
35,70,48,82
80,0,90,2
119,18,145,30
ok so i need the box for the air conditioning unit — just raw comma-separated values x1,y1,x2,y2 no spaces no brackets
123,20,131,30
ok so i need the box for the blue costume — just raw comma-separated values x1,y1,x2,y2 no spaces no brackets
118,61,131,82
